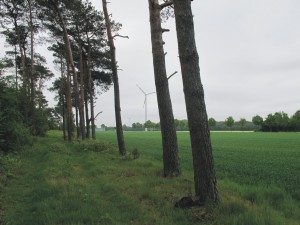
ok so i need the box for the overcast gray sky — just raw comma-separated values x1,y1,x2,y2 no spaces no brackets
2,0,300,127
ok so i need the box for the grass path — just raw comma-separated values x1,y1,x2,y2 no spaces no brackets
1,131,300,225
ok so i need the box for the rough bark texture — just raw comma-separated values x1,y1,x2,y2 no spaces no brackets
173,0,218,202
148,0,180,177
102,0,126,155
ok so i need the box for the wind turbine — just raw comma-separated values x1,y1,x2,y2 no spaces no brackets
137,84,156,124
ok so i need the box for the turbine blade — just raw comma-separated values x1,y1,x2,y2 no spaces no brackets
136,84,146,94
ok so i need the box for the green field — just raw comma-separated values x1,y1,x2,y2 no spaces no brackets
0,131,299,225
98,131,300,196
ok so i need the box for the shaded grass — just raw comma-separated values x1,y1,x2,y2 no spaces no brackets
0,131,299,225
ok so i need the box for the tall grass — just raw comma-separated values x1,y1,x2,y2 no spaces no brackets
0,131,299,225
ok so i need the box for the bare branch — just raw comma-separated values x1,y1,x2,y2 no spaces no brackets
113,34,129,39
160,0,174,10
89,111,103,122
167,71,178,80
162,28,170,33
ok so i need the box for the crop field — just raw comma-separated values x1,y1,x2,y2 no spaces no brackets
98,131,300,198
97,131,300,224
1,131,299,225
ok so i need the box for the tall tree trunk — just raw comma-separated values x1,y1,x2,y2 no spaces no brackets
84,92,90,139
62,95,66,141
79,46,86,140
75,103,79,139
15,45,18,90
60,54,66,141
55,3,81,140
66,60,73,141
173,0,218,202
76,24,86,140
102,0,126,155
148,0,180,177
90,83,96,140
13,17,28,121
83,60,90,139
28,0,35,110
87,42,96,140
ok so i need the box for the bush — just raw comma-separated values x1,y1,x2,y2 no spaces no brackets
1,122,32,152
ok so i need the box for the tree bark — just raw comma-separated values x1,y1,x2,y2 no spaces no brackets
87,41,96,140
148,0,180,177
102,0,126,155
55,3,81,140
173,0,218,202
83,60,90,139
78,45,86,140
60,54,66,141
66,59,73,141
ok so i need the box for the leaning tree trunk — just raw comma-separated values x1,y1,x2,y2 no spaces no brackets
148,0,180,177
102,0,126,155
173,0,218,202
56,4,81,140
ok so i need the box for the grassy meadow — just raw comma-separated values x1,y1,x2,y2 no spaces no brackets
0,131,299,225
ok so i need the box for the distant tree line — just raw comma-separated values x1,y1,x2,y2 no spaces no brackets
252,111,300,132
125,110,300,132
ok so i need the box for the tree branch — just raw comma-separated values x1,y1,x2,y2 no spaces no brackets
113,34,129,39
168,71,178,80
89,111,103,122
160,0,174,10
162,28,170,33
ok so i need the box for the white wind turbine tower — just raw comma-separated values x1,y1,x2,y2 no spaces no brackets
137,84,156,124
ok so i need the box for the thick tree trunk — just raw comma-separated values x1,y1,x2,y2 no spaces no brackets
102,0,126,155
173,0,218,202
148,0,180,177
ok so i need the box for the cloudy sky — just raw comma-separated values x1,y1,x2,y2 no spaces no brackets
2,0,300,127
